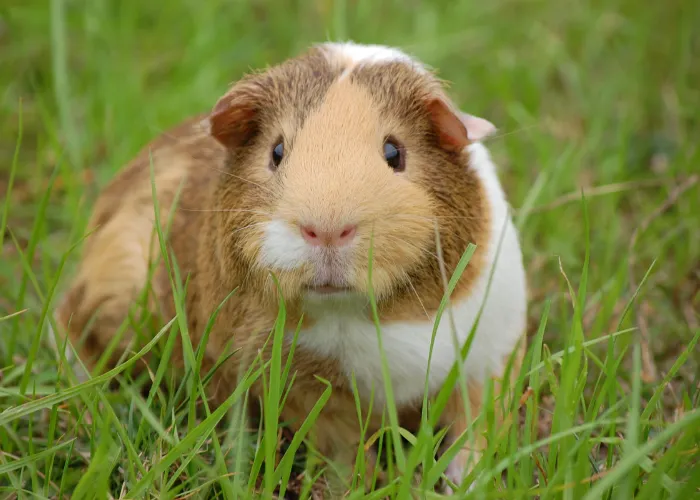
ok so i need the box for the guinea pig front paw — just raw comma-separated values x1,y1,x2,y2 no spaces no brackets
45,317,89,384
442,449,478,495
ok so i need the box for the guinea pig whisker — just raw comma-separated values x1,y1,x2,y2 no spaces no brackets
432,215,482,221
147,128,206,146
241,262,258,289
390,214,481,223
229,222,267,235
377,214,436,224
382,234,439,262
205,167,277,196
143,127,276,195
404,272,430,320
230,222,268,236
481,123,541,142
180,208,272,217
389,238,439,262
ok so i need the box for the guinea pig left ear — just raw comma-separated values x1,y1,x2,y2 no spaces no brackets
205,84,262,149
426,98,496,152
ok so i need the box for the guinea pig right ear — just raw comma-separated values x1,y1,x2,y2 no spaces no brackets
206,83,263,149
425,97,496,152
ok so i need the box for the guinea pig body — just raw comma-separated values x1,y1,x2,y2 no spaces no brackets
49,42,527,494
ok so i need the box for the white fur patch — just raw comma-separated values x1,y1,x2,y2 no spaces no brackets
259,219,310,270
293,143,527,406
319,41,427,80
45,320,73,361
322,41,416,65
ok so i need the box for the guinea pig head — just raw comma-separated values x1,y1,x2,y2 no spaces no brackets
207,44,495,311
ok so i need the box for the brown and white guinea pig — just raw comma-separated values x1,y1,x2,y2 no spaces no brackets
48,41,528,493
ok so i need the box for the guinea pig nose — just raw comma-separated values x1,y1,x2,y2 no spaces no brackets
300,224,357,247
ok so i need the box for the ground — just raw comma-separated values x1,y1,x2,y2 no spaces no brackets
1,0,699,498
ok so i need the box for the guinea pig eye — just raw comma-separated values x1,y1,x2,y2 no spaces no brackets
270,141,284,169
383,138,405,172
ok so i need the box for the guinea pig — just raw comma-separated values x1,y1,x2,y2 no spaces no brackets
48,41,528,495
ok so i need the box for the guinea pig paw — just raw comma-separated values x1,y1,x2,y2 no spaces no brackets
45,319,89,384
442,450,477,495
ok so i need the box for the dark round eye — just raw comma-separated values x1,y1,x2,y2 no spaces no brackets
383,138,405,172
271,141,284,169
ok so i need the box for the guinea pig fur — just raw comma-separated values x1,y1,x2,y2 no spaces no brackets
48,41,528,495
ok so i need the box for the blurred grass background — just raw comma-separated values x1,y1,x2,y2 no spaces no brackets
3,0,697,381
1,0,699,497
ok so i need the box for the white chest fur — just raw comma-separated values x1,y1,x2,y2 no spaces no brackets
292,143,527,406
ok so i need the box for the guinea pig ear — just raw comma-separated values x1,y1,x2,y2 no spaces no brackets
206,83,262,149
426,98,496,152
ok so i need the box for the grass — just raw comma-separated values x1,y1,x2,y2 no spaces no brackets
1,0,699,498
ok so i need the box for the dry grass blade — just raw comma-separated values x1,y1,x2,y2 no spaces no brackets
0,309,28,321
521,177,684,215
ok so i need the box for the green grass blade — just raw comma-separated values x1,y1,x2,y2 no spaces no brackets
0,317,175,426
641,329,700,421
127,361,265,497
0,439,75,476
366,230,405,471
1,99,21,252
581,409,700,500
274,377,332,498
71,414,118,500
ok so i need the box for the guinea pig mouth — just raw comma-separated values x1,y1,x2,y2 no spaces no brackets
304,258,353,295
305,284,351,295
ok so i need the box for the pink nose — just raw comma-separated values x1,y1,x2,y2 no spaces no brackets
300,224,357,247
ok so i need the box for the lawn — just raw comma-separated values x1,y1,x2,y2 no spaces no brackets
1,0,699,498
